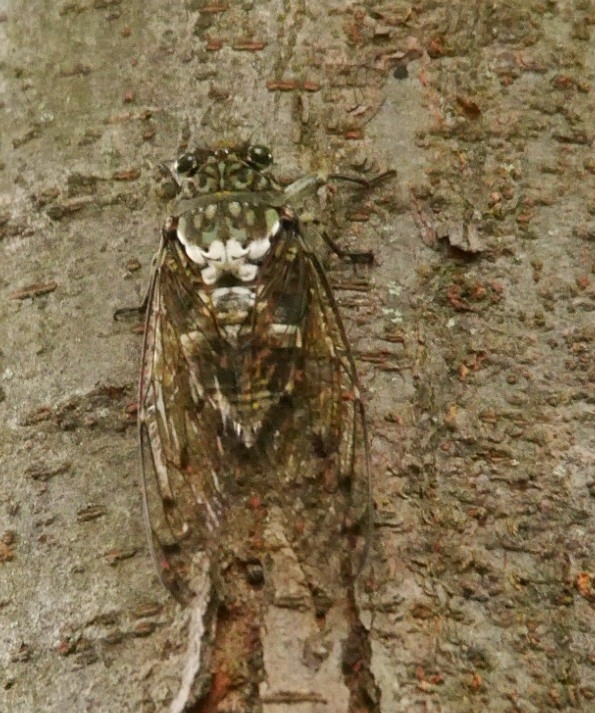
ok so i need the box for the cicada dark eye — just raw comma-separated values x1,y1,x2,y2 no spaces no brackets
175,153,198,175
247,144,273,169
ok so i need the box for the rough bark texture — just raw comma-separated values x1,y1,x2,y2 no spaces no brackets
1,1,595,712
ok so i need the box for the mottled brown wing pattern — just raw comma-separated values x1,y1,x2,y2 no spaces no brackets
139,238,224,599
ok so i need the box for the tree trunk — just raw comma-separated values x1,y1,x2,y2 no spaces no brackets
1,1,594,711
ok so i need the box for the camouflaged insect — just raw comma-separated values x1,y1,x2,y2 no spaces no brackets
138,143,371,602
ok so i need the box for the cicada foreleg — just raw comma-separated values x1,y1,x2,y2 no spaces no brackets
284,166,395,266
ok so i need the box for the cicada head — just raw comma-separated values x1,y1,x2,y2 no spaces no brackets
172,143,278,197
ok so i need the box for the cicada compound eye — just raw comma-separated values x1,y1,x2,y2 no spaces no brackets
246,144,273,170
175,152,199,176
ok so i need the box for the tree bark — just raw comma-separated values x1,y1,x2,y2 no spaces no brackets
1,1,594,711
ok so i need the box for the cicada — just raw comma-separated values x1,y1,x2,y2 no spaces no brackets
136,143,373,611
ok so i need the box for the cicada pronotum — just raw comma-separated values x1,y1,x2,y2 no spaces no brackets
124,143,390,709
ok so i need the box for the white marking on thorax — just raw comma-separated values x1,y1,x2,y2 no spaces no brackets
176,209,280,285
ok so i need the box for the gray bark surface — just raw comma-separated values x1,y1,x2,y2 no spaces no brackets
1,1,594,712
